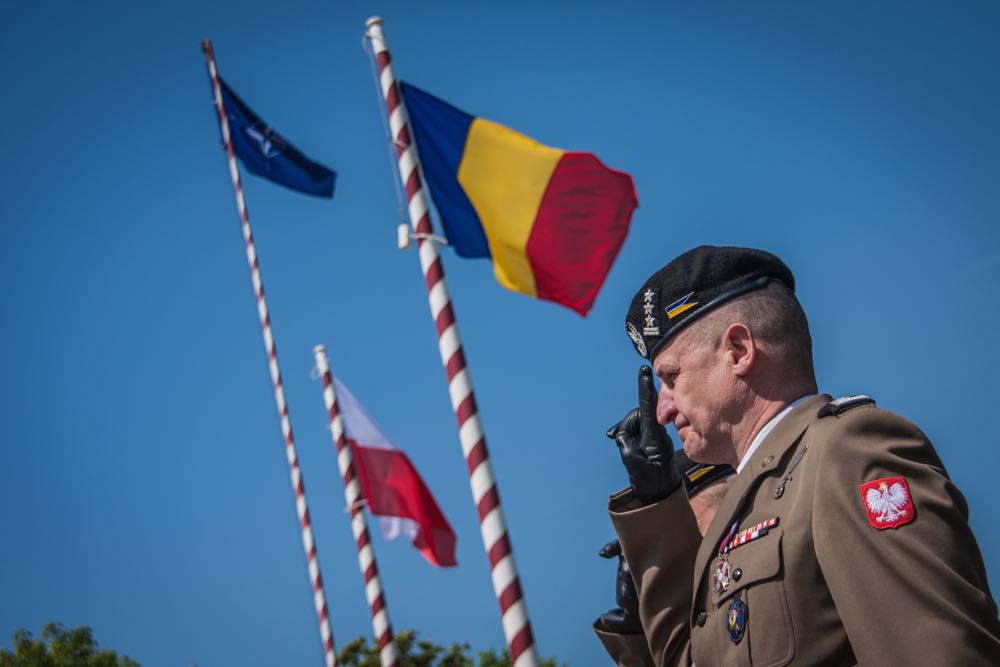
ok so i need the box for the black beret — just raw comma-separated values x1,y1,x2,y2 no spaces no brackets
675,449,735,495
625,246,795,360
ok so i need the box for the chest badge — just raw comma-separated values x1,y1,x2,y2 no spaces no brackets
713,517,779,596
713,557,732,595
726,596,747,643
860,476,915,530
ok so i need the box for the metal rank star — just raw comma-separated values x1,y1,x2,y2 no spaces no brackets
642,288,660,336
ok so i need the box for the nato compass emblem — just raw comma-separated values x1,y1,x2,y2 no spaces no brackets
726,597,747,643
626,321,647,357
243,123,288,167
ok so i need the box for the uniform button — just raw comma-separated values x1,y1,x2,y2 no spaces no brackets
695,611,707,627
733,568,743,581
762,455,774,466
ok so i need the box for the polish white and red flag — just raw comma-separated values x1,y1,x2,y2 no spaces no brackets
333,376,457,567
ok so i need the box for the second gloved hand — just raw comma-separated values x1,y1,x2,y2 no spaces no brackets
607,365,682,503
595,539,642,635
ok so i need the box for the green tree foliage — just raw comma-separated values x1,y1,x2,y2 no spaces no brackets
337,630,565,667
0,623,140,667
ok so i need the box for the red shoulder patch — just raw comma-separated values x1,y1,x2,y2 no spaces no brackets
859,476,915,530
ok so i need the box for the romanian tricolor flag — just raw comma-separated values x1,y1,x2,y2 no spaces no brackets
400,83,638,316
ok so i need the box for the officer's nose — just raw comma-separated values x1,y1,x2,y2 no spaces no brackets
657,386,677,426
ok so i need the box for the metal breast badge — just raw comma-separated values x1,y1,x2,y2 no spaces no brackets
713,517,780,595
713,556,733,595
713,522,739,595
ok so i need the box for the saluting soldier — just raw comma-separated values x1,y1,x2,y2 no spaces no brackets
603,246,1000,665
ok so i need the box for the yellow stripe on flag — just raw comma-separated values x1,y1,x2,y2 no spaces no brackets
458,118,564,297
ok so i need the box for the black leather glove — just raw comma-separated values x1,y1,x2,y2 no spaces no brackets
596,539,642,634
607,365,682,503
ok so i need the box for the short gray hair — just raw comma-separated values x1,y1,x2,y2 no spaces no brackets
684,281,815,380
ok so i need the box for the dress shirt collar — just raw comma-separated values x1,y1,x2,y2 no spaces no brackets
737,394,814,473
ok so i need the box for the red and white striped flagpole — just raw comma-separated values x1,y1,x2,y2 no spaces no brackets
201,41,337,667
313,345,399,667
363,18,539,667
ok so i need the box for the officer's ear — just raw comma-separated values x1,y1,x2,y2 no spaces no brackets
722,323,756,377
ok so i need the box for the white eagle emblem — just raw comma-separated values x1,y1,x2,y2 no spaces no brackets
865,481,909,524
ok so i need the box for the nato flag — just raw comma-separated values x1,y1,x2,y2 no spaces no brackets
219,78,336,198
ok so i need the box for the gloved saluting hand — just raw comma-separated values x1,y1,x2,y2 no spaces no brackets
606,365,682,503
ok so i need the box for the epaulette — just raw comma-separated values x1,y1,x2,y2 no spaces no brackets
817,394,875,418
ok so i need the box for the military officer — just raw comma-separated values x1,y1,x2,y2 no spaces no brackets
595,451,736,666
605,246,1000,665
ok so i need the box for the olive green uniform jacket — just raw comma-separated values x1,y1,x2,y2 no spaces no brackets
607,394,1000,666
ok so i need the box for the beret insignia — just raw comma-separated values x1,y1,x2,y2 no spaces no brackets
626,321,646,357
665,291,698,319
641,288,660,336
623,246,796,361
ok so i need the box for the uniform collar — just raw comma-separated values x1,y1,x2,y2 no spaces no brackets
736,395,815,474
692,394,832,603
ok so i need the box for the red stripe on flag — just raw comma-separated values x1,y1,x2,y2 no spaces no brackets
351,442,457,567
526,152,638,316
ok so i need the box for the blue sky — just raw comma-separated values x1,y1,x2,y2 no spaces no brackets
2,2,998,665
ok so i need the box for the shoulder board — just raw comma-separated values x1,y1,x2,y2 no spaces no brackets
817,394,875,418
